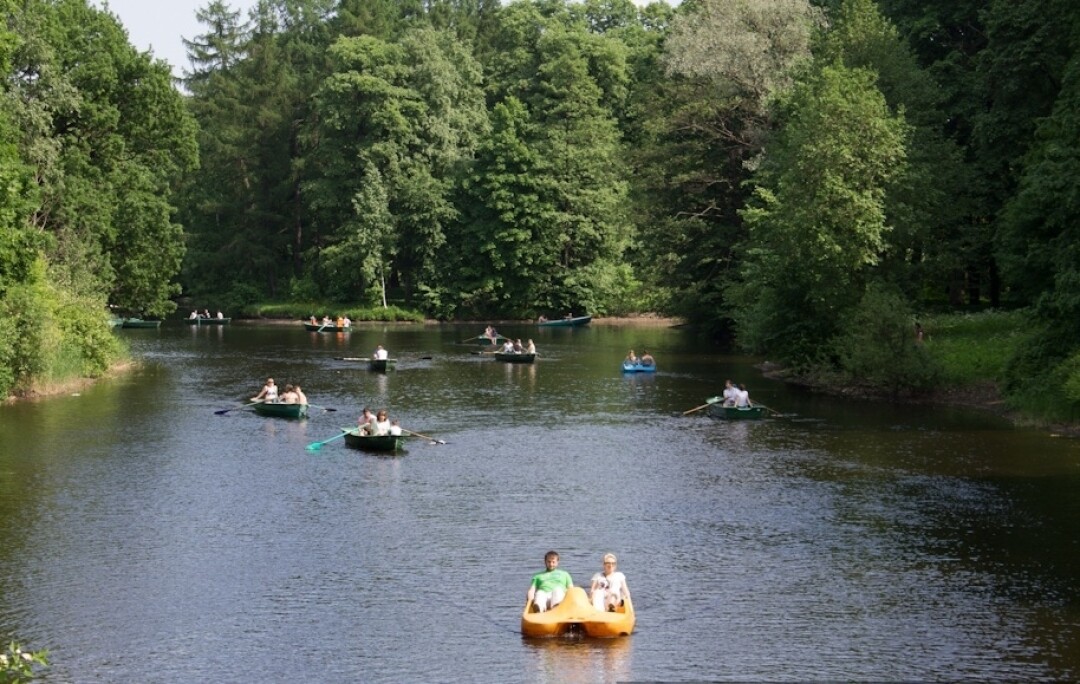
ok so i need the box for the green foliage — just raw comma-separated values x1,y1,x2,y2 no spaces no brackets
245,302,424,322
0,642,48,683
834,284,941,395
731,62,908,363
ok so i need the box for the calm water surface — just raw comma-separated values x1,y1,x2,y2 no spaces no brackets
1,322,1079,682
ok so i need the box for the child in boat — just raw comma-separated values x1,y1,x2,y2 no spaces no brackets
389,419,402,436
527,551,573,613
589,553,631,612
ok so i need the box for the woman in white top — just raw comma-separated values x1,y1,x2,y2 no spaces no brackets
589,553,630,612
252,377,278,403
373,409,391,436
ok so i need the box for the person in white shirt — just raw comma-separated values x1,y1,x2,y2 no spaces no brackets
389,419,402,436
589,553,631,612
722,379,738,407
372,409,391,436
373,345,389,360
252,377,278,403
502,339,515,353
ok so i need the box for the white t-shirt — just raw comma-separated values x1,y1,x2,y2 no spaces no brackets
591,571,627,600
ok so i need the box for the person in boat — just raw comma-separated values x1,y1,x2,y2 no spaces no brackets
322,315,333,326
722,379,738,407
589,553,631,612
357,407,377,435
374,345,389,360
342,316,351,327
202,309,211,318
501,339,516,353
294,385,307,405
564,312,573,319
640,350,655,367
624,349,638,364
309,315,318,325
735,384,751,408
513,338,524,353
527,550,573,613
525,339,536,354
252,377,278,403
372,409,391,436
537,315,547,323
280,384,298,404
216,311,224,319
189,310,198,319
336,315,345,328
389,419,402,436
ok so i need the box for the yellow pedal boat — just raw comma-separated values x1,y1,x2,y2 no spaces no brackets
521,586,635,638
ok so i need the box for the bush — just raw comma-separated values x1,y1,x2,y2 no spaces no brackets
0,642,48,682
834,284,941,395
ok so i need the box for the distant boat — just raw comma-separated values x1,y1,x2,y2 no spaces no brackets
253,402,308,419
621,362,656,373
120,318,162,329
303,321,351,332
494,352,536,363
538,315,591,328
185,317,231,325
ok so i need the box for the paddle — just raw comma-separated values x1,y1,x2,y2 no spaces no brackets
215,399,263,415
306,404,337,412
403,430,444,445
335,356,432,361
682,396,720,416
306,429,352,451
751,402,784,417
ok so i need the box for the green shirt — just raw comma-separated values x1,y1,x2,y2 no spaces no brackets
530,568,573,593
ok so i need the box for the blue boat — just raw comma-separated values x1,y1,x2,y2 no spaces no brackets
621,362,656,373
538,315,592,328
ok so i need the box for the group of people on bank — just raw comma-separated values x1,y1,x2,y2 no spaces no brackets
355,407,402,436
251,377,307,405
526,550,630,613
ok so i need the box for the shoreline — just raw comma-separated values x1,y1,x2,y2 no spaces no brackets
760,364,1080,439
2,360,139,405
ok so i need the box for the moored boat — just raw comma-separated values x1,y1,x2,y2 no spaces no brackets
538,315,592,328
185,317,231,325
494,352,536,363
303,321,351,332
253,402,308,419
368,359,397,372
342,429,406,453
621,362,656,373
120,318,162,328
707,401,765,420
521,586,634,638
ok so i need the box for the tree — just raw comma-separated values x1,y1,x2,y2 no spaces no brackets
731,63,908,364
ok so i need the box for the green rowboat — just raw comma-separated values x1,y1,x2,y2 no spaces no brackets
494,352,536,363
368,359,397,372
253,402,308,419
707,403,765,420
120,318,162,328
342,429,406,452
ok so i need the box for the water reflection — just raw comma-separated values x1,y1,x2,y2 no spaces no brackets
522,637,632,684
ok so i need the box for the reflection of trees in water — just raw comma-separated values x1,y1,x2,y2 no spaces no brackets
523,636,632,684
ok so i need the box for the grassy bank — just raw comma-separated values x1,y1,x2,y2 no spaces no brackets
239,302,425,323
919,309,1028,386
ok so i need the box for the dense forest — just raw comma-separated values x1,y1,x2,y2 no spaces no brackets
2,0,1080,421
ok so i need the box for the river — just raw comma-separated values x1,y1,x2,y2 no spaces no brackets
1,321,1078,682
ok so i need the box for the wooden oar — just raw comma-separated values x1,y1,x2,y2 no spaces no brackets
306,404,337,412
682,397,720,416
752,402,784,417
402,429,446,445
215,399,263,415
306,429,351,451
335,357,371,361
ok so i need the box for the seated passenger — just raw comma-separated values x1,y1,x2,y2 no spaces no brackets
525,339,536,354
624,349,638,364
279,384,298,404
735,383,751,408
502,339,516,353
722,379,738,407
590,553,631,612
640,350,655,367
372,409,391,436
526,551,573,613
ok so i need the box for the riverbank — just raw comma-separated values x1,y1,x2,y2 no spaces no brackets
759,363,1080,438
2,361,138,404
